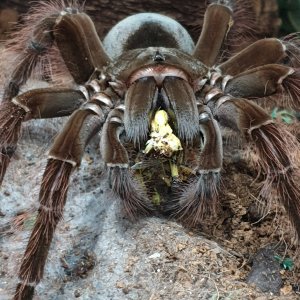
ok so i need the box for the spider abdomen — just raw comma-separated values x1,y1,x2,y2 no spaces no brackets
103,13,195,59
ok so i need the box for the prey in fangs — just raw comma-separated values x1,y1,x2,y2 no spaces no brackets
0,1,300,299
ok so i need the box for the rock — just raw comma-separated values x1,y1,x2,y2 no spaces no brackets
247,245,282,294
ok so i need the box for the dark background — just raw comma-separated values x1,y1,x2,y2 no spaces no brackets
0,0,281,41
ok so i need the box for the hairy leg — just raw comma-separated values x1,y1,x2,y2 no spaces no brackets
2,2,110,102
0,88,86,185
101,106,153,218
14,88,117,300
193,3,233,66
208,63,300,110
173,106,223,227
215,97,300,240
0,2,111,185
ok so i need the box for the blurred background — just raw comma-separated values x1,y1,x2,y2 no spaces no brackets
0,0,288,41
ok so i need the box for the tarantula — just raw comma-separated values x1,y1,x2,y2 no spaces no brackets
1,0,300,299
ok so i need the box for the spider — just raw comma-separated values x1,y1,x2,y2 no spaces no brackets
0,1,300,299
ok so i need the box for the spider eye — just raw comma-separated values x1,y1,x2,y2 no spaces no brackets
153,50,165,62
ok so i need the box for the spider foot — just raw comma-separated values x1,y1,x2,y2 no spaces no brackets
109,167,153,219
170,172,220,228
14,283,34,300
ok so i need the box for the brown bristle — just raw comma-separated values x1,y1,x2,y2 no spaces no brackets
282,33,300,68
249,123,300,242
110,167,153,219
172,172,220,227
282,69,300,110
222,0,258,59
0,102,25,184
1,1,83,92
38,159,74,223
0,154,11,186
18,159,73,288
14,283,34,300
